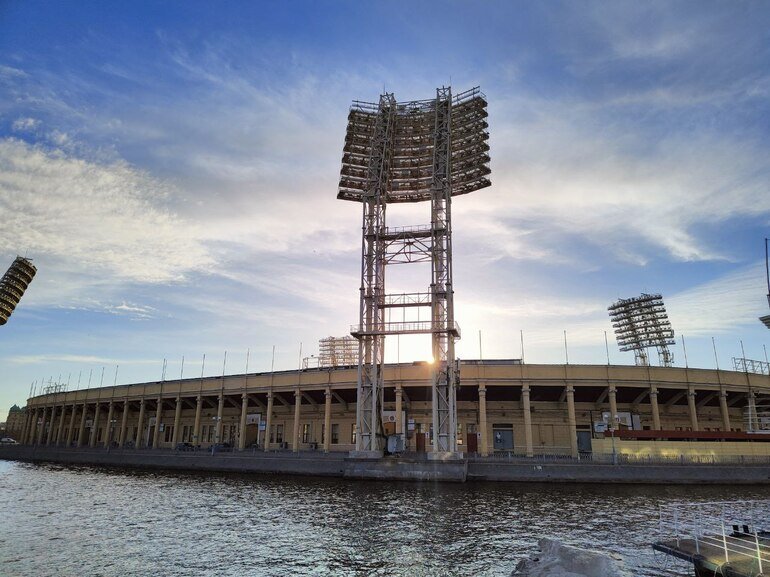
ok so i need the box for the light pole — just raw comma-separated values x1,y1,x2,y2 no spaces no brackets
107,418,117,451
211,416,221,454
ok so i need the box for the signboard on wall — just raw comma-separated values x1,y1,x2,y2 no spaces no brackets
246,413,261,425
601,411,639,430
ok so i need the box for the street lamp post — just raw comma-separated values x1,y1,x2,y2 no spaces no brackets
211,416,221,454
107,418,117,452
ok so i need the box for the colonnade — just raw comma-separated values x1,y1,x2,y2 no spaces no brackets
17,363,768,458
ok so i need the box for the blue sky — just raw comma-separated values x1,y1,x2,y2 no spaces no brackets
1,1,769,411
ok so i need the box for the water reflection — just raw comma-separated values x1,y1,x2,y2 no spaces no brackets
1,459,768,576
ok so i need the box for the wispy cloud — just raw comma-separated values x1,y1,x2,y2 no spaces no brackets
8,354,158,366
668,262,768,336
0,137,214,288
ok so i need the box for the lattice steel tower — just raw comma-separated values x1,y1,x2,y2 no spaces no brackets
338,86,490,455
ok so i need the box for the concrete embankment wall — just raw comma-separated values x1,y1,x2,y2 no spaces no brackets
0,446,347,477
3,446,770,484
467,461,770,484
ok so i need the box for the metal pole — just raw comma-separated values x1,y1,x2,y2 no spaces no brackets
564,330,569,365
721,510,729,564
712,337,720,370
520,330,525,363
682,334,689,368
478,330,483,361
113,365,119,386
765,237,769,304
604,330,610,365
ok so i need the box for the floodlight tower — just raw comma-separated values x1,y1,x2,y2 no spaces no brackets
608,293,675,367
0,256,37,325
338,86,490,456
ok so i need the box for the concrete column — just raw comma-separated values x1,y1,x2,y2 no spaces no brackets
153,397,163,448
89,403,100,447
478,384,489,457
37,407,48,445
55,404,66,445
77,404,87,447
239,394,248,451
521,384,534,457
66,403,77,446
293,389,301,452
395,384,403,439
104,401,115,448
192,395,202,446
215,393,224,443
19,411,29,444
29,408,39,445
118,401,129,447
135,399,146,448
19,410,30,444
719,389,731,432
748,392,758,432
45,407,55,445
172,397,182,446
687,386,699,432
566,386,578,458
608,385,618,426
650,387,661,431
26,410,36,445
323,387,332,453
24,410,34,445
264,392,274,452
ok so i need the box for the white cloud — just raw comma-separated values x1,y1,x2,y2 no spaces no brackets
0,138,214,288
8,354,158,366
464,95,770,266
668,262,768,336
11,117,40,132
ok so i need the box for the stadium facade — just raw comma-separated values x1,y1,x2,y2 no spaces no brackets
16,361,770,460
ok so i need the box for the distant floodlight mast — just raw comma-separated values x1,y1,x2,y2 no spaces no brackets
608,293,675,367
0,256,37,325
318,336,359,368
338,86,490,456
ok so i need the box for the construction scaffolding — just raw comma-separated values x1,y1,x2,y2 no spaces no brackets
338,86,490,455
608,293,675,367
0,256,37,326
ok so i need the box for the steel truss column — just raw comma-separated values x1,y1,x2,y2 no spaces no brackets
355,93,395,454
341,86,490,459
430,87,458,454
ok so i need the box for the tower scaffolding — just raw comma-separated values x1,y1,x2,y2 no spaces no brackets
338,86,490,456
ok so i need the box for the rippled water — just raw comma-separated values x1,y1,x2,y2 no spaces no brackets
1,459,769,576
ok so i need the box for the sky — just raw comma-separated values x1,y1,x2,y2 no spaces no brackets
1,1,769,412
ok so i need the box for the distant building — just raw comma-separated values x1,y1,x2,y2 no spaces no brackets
4,404,26,439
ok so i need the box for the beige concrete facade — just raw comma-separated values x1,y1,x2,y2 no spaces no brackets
17,361,770,456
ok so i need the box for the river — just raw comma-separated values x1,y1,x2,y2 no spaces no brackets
1,459,769,576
